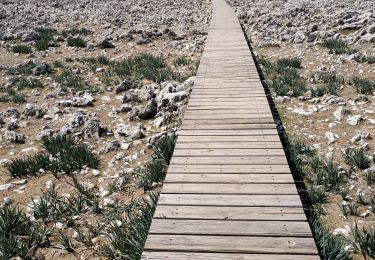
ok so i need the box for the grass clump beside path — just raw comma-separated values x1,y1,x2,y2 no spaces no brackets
257,56,306,97
322,39,357,55
285,137,352,259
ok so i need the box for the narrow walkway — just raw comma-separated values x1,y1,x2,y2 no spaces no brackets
141,0,319,258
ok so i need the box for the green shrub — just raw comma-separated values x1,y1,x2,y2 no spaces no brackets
0,89,26,103
67,37,86,47
6,60,37,75
322,39,357,55
138,135,176,189
61,28,91,38
271,68,307,97
0,206,50,259
174,56,191,67
352,77,375,94
12,45,32,54
54,69,84,90
10,76,43,89
42,134,99,175
354,54,375,64
35,27,59,51
354,223,375,258
276,57,302,69
343,148,370,170
8,154,50,178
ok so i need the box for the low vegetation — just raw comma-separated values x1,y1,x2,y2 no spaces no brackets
257,56,307,97
351,77,375,94
354,54,375,64
322,39,357,55
67,37,86,48
2,135,176,259
8,134,99,178
11,45,32,54
10,76,43,89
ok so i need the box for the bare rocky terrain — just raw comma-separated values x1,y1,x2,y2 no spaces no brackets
0,0,210,258
227,0,375,259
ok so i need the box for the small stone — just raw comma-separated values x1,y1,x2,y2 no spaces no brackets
3,197,13,205
0,183,14,192
346,115,362,125
92,169,100,176
325,131,335,145
55,222,64,229
332,226,350,237
361,210,371,218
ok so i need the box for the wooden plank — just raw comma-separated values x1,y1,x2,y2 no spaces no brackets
158,194,303,207
179,129,278,136
183,114,274,120
170,156,289,165
181,123,276,130
153,205,307,221
149,219,313,237
167,164,291,174
142,252,319,260
173,148,285,156
144,235,318,255
161,183,298,194
177,135,281,143
175,141,282,149
164,173,294,183
182,118,275,125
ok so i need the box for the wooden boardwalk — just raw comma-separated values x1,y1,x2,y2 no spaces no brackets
141,0,319,259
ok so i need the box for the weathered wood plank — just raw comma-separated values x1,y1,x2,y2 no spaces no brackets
162,183,298,194
142,252,319,260
149,219,313,237
153,205,307,221
175,141,282,149
170,156,289,165
164,173,294,183
173,148,285,156
167,164,291,174
144,235,318,255
158,194,303,207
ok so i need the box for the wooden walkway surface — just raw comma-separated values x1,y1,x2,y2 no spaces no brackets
141,0,319,259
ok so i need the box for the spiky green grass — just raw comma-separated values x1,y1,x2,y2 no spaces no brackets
322,39,357,55
137,135,176,189
5,60,37,75
12,45,32,54
0,206,50,259
0,89,26,103
67,37,86,48
256,56,307,97
343,148,370,170
174,56,191,67
8,134,99,178
284,136,352,259
354,223,375,258
35,27,59,51
10,76,43,89
352,77,375,94
354,54,375,64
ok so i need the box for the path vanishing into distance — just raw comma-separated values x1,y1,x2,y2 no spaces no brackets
142,0,319,258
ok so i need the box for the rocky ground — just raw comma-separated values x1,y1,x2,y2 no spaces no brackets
0,0,210,258
227,0,375,259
